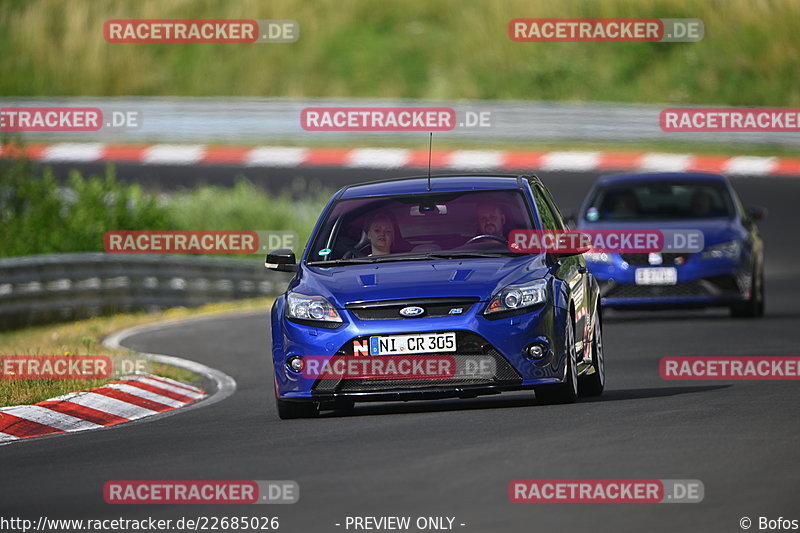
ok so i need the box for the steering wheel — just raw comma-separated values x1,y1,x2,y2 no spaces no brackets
342,241,371,259
465,234,508,245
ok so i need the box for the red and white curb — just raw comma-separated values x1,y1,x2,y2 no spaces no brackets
2,142,799,176
0,374,205,443
0,313,241,445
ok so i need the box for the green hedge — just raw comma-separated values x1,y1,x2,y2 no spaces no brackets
0,156,328,258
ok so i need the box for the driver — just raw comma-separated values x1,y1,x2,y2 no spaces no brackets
476,203,506,238
690,189,713,217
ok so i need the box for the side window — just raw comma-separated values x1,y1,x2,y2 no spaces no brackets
532,187,560,231
537,185,568,230
728,183,747,219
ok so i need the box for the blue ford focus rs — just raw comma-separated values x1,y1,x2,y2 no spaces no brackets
577,172,766,317
266,174,604,419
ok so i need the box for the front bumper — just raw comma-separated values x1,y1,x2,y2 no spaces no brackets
272,297,568,399
290,382,543,404
588,255,751,309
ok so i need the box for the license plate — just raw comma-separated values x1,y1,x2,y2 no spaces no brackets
369,332,456,355
635,267,678,285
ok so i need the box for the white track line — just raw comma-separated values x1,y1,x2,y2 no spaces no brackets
347,148,411,168
41,143,104,162
127,376,206,399
1,405,102,431
638,153,692,172
62,392,157,419
446,150,504,169
541,151,601,171
724,156,776,175
102,383,187,408
0,432,19,442
143,144,205,165
245,146,308,167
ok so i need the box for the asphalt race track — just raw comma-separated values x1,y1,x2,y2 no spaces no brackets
3,166,800,533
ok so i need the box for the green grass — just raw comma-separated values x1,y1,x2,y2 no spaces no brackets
0,297,272,407
0,153,330,258
1,0,798,105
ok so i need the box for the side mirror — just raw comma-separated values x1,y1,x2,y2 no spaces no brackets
563,212,577,230
745,205,767,222
554,231,592,260
265,248,298,272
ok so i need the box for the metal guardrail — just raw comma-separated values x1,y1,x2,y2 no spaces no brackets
0,253,292,330
1,97,796,147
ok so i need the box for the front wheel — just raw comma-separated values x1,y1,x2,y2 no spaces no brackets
730,267,764,318
579,309,605,397
535,318,578,404
276,398,320,419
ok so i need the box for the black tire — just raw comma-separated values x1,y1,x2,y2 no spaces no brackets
730,267,764,318
276,398,319,419
579,308,605,397
535,317,578,404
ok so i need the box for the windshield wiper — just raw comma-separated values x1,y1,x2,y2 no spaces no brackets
422,252,509,259
307,251,512,266
307,255,432,266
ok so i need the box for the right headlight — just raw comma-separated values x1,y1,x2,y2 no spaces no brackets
286,292,342,323
485,279,548,316
700,240,742,261
583,251,613,264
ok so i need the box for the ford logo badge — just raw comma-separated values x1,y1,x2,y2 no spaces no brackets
399,306,425,317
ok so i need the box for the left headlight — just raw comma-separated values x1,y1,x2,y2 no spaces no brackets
700,240,742,261
287,292,342,323
485,279,548,316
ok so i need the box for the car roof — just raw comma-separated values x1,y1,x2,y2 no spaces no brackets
596,171,729,187
338,174,535,199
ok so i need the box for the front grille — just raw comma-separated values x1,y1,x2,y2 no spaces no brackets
346,297,479,320
602,275,741,299
312,332,522,394
619,253,689,266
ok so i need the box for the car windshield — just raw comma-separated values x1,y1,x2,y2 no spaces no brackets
583,181,735,222
307,189,536,265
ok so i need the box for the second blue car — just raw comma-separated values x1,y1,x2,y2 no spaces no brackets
577,172,766,317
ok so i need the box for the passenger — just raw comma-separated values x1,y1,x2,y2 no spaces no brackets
365,213,395,256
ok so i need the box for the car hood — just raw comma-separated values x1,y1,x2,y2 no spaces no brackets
295,256,549,307
577,218,746,248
